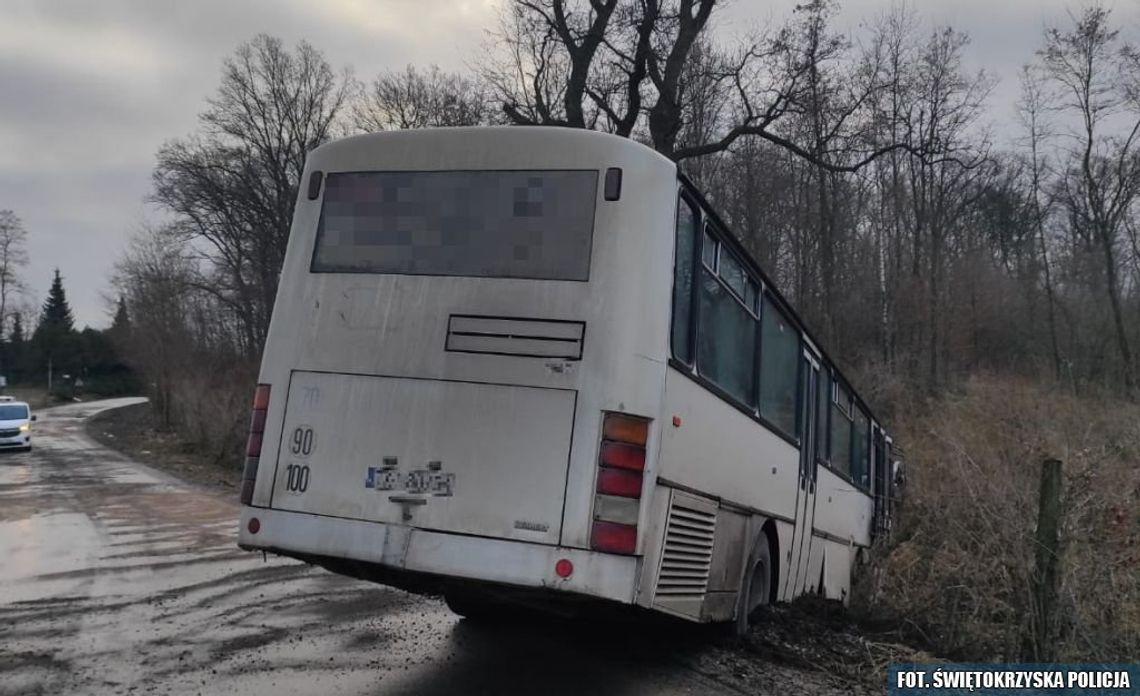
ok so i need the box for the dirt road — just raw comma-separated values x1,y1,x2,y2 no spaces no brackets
0,399,858,695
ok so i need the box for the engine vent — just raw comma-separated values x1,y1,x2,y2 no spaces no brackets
654,496,716,600
445,315,585,360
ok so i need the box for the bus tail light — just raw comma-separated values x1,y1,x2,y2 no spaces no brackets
591,520,638,554
603,414,649,446
596,467,643,498
599,442,645,471
590,412,650,556
240,384,271,506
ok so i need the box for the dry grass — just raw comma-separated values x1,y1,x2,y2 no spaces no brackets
87,401,241,492
852,376,1140,660
168,369,253,465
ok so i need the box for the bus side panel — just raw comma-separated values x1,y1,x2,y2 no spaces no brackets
555,159,677,553
812,466,873,548
657,368,799,523
816,537,857,603
701,507,749,621
633,482,673,609
249,174,324,509
773,519,796,602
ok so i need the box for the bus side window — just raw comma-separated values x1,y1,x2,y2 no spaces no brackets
696,224,756,406
853,407,871,489
815,367,830,464
671,195,700,364
757,294,798,437
830,381,853,478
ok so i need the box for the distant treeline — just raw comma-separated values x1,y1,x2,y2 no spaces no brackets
2,269,139,398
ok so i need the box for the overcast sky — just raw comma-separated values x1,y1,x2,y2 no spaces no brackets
2,0,1133,329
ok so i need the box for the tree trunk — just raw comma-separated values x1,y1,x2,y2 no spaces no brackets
1027,457,1062,661
1098,232,1135,393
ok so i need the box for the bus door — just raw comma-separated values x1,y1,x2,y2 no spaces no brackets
872,424,887,538
784,347,821,598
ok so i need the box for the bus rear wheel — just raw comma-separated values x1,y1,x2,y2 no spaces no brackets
443,589,501,621
734,535,772,636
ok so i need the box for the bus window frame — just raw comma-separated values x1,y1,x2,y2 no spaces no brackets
756,290,800,442
670,192,702,367
696,218,759,408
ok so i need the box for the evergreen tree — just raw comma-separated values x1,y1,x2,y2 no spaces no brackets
109,296,130,343
10,312,23,345
40,269,74,332
30,269,80,382
97,297,140,395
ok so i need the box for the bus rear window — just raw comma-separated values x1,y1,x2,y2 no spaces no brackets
311,170,598,280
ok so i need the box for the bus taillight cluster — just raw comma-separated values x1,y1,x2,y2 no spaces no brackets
590,413,650,555
240,384,271,506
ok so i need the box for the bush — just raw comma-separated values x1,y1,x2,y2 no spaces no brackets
80,371,143,397
167,362,256,467
852,377,1140,660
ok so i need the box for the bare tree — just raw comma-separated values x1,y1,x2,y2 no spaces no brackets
152,35,352,355
352,65,490,131
113,227,195,428
905,26,994,389
484,0,942,170
114,224,250,450
481,2,577,128
1017,65,1064,380
0,210,29,343
1040,5,1140,393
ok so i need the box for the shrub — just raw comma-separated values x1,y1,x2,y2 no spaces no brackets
852,377,1140,660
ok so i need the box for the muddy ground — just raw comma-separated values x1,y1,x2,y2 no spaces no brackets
0,399,906,695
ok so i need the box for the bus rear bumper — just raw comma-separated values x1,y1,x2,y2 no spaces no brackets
238,506,640,605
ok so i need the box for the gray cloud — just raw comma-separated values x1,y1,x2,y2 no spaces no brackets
1,0,1134,328
3,0,494,328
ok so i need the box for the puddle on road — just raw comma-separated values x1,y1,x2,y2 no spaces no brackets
0,513,104,603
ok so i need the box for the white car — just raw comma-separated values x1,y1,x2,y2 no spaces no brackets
0,399,35,452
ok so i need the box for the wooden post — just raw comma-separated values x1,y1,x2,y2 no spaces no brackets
1032,458,1063,660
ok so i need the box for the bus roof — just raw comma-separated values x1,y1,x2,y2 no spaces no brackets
309,126,678,171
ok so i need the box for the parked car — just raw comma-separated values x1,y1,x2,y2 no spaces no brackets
0,398,35,452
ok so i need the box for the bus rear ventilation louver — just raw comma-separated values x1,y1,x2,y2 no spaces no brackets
654,498,716,599
445,315,585,360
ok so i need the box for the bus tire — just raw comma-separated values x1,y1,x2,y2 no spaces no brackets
443,590,499,621
734,534,772,637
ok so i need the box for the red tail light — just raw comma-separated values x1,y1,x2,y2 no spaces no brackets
599,442,645,471
245,432,264,458
252,384,271,410
596,467,643,498
591,520,638,554
241,384,270,506
603,414,649,445
591,412,650,555
249,409,267,433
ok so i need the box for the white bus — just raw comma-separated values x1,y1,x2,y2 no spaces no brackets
236,126,895,630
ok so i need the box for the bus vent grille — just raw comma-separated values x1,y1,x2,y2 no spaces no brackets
655,499,716,599
446,315,585,360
